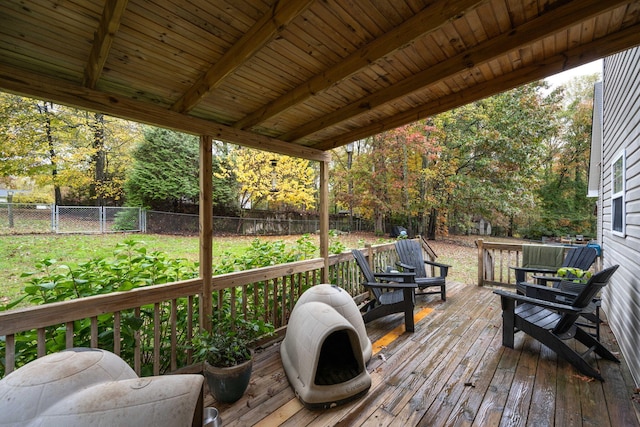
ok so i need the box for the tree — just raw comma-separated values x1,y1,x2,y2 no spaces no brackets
125,127,236,213
337,123,435,235
0,94,57,201
0,92,137,205
422,82,560,237
334,81,559,238
125,127,200,211
535,74,600,237
226,148,316,211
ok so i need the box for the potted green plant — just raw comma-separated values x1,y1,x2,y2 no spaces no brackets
192,316,274,403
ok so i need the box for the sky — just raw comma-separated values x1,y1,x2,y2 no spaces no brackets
544,59,603,89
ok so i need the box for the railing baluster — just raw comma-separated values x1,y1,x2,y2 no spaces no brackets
66,321,74,348
273,278,279,328
91,317,98,348
6,334,15,374
186,295,194,365
37,328,45,357
262,281,269,324
154,302,160,376
242,284,248,319
134,307,141,376
171,299,177,372
230,286,237,324
114,311,121,356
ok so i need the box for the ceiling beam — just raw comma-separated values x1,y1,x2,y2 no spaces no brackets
281,0,629,143
83,0,129,89
232,0,486,130
0,64,329,162
170,0,314,114
311,21,640,151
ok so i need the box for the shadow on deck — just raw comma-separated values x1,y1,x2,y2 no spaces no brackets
205,282,640,426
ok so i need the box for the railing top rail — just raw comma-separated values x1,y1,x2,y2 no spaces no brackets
0,279,202,336
480,241,524,251
212,258,326,289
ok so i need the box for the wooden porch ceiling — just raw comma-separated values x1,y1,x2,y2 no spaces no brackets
2,0,640,161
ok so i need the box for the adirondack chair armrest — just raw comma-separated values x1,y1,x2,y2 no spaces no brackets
531,275,563,287
373,271,416,283
511,266,557,283
423,259,451,268
423,259,450,276
518,282,578,299
362,280,417,289
493,289,581,314
395,261,416,272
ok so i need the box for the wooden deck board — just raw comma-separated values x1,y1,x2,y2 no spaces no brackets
205,282,640,426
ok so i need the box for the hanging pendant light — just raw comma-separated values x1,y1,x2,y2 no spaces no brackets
269,159,279,192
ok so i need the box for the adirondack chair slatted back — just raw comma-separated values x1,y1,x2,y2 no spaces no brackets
553,265,618,335
352,249,383,300
562,246,598,272
395,240,427,280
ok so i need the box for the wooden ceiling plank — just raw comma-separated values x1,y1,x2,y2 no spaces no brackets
0,63,329,162
83,0,129,89
170,0,314,114
281,0,630,142
0,32,86,74
312,20,640,151
2,0,102,35
300,7,361,55
232,0,486,130
593,11,615,39
121,3,228,63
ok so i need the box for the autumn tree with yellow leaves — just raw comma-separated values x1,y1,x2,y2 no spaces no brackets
224,148,316,211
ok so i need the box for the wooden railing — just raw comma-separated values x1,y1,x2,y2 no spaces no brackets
476,239,602,287
0,241,401,378
476,239,523,286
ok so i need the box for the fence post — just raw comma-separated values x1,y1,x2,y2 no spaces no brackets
7,192,14,228
477,239,484,286
141,209,147,233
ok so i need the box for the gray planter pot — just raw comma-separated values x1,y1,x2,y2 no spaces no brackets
203,356,253,403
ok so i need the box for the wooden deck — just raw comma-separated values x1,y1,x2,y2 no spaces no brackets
204,282,640,426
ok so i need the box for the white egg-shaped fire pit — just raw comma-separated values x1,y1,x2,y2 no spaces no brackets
280,284,372,409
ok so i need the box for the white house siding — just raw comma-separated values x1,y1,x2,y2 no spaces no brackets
601,46,640,387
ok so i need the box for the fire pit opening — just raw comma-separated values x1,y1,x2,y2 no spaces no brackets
315,330,361,386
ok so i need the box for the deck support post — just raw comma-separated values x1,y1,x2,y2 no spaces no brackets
477,239,484,286
319,158,330,283
199,135,213,332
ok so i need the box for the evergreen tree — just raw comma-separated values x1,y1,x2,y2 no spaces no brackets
125,127,236,213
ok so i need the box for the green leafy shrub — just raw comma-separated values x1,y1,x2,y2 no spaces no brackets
112,209,140,231
191,316,274,367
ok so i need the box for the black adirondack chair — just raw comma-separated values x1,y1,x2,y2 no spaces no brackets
494,265,619,381
516,246,600,339
351,249,418,332
512,245,597,286
395,239,450,301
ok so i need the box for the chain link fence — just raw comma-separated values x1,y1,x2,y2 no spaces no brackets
0,203,53,234
54,206,145,234
1,204,371,236
0,204,145,234
146,211,372,236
